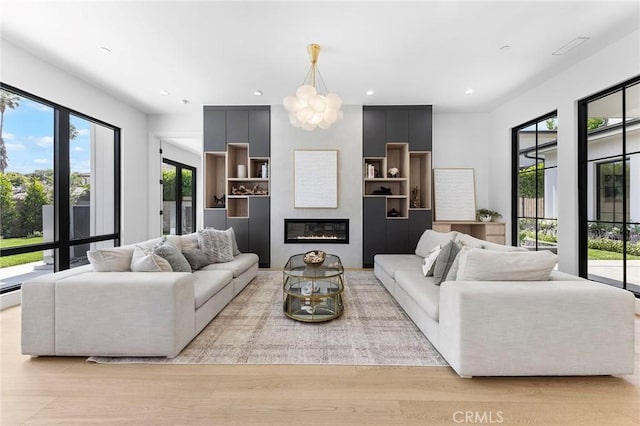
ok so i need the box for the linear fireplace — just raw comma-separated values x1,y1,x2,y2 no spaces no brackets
284,219,349,244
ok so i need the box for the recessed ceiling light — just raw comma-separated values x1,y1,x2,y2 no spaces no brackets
180,99,190,105
552,37,590,55
465,89,474,95
159,90,169,96
366,90,375,96
253,90,263,96
499,45,511,52
99,46,111,53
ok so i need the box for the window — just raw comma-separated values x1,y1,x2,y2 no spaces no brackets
0,84,120,293
512,112,558,253
579,76,640,294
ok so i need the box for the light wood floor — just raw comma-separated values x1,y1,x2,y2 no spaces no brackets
2,305,639,426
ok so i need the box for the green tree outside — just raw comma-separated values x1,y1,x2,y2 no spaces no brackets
0,173,17,237
518,163,545,198
20,177,49,236
162,168,193,201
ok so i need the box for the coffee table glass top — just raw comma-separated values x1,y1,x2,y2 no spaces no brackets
283,253,344,278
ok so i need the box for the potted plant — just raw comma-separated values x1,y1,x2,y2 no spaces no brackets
477,208,501,222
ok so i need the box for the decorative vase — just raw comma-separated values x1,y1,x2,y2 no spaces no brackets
237,164,247,178
479,215,492,222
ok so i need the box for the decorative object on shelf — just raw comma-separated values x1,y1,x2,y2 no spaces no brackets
251,184,268,195
387,167,399,178
237,164,247,178
301,281,321,296
372,186,392,195
476,208,502,222
283,43,343,131
303,250,326,266
261,162,268,178
387,208,400,217
411,185,420,208
213,195,226,208
231,185,268,195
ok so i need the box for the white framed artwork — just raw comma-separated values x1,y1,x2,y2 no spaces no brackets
294,150,338,208
433,168,477,221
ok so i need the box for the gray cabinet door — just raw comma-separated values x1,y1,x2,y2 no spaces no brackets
409,108,432,151
363,108,386,157
363,197,387,267
386,110,409,142
249,197,270,267
409,209,432,252
226,110,249,143
386,219,409,254
249,108,270,157
227,217,249,253
203,209,226,229
203,109,226,152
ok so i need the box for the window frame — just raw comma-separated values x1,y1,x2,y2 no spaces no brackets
0,83,121,294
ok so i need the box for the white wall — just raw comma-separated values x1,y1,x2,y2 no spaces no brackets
1,38,149,245
147,113,202,236
271,105,363,268
432,112,491,211
488,29,640,274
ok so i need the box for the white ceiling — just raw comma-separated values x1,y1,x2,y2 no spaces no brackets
2,1,639,116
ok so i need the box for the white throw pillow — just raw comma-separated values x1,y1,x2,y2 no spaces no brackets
87,247,135,272
415,230,458,258
456,247,558,281
130,246,173,272
421,245,441,276
179,232,200,252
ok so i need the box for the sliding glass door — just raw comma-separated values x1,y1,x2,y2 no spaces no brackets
579,76,639,294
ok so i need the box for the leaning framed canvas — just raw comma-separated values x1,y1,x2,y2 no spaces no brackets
433,168,476,221
294,150,338,208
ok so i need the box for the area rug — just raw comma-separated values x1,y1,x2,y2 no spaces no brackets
88,271,448,366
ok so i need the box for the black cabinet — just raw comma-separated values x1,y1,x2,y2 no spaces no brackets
386,110,409,142
249,109,270,157
363,109,386,157
204,105,271,267
409,107,432,151
226,110,249,143
362,105,432,267
249,197,270,268
203,108,226,152
363,198,387,268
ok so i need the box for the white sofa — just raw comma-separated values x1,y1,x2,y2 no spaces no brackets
21,233,258,358
374,230,636,377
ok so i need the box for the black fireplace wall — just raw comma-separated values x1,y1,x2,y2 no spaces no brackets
284,219,349,244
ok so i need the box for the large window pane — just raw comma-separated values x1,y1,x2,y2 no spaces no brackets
181,168,194,234
587,91,623,161
1,89,55,290
625,82,640,155
587,221,625,287
162,162,177,235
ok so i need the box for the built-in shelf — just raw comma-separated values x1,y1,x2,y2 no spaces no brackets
205,152,226,209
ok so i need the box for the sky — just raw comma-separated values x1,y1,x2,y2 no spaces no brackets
2,96,91,175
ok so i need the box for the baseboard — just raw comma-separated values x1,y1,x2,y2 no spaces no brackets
0,289,21,311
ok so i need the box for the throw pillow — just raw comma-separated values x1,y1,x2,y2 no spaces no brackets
421,245,441,276
180,232,199,252
415,230,458,258
433,240,462,285
182,248,210,271
130,246,173,272
87,247,135,272
154,238,192,272
456,247,558,281
198,228,235,263
228,227,241,256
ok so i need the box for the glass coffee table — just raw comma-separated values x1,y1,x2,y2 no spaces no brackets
283,253,344,322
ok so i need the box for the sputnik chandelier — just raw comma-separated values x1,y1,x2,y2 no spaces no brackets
283,43,343,130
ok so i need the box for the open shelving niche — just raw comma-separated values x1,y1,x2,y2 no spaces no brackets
205,143,270,219
363,143,430,219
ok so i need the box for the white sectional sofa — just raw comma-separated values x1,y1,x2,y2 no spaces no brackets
21,233,258,358
374,230,636,377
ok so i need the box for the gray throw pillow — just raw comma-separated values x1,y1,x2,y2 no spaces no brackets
198,228,235,263
154,238,192,272
182,248,210,271
433,240,461,286
228,227,241,256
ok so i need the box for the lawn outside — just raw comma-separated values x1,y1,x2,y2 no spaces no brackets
0,237,44,268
